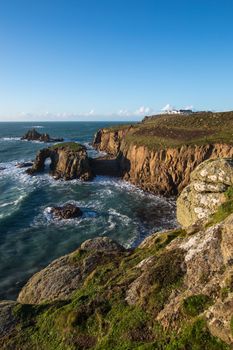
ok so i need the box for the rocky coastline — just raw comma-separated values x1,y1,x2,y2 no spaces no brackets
0,158,233,349
1,114,233,349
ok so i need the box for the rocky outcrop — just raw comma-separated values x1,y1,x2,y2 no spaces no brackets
26,143,93,181
21,128,63,142
1,159,233,349
93,126,133,155
17,237,126,304
177,158,233,227
93,128,233,195
50,203,83,219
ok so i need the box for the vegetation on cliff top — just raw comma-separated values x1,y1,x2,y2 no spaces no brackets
105,111,233,149
50,142,85,151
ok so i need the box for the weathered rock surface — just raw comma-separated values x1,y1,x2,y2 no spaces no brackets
21,128,63,142
177,158,233,227
50,203,83,219
17,237,126,304
0,301,18,339
26,143,93,181
93,127,233,195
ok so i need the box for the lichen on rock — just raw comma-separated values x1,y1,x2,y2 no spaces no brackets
177,158,233,228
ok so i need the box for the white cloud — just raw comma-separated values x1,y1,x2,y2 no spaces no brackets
135,106,152,115
117,109,131,117
161,104,174,112
184,105,194,110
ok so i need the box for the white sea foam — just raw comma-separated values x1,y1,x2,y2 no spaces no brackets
0,137,21,141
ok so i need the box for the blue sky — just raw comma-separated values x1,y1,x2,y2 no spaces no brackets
0,0,233,121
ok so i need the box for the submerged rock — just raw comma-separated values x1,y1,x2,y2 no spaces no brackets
177,158,233,228
15,161,33,168
21,128,63,143
51,203,82,220
26,142,93,181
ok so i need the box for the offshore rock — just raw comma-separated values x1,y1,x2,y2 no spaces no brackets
177,158,233,227
15,161,33,168
21,128,63,142
51,203,83,219
26,142,93,181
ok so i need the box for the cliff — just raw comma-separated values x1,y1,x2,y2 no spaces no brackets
93,111,233,195
27,142,93,181
0,158,233,349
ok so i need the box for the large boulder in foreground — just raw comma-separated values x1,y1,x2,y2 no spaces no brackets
21,128,63,142
26,142,93,181
17,237,126,304
177,158,233,228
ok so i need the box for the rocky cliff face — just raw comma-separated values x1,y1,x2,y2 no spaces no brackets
27,143,93,181
1,159,233,349
93,128,233,195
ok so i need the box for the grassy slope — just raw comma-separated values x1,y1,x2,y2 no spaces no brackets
49,142,85,151
4,228,230,350
108,111,233,150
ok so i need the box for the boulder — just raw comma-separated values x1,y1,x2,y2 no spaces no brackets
177,158,233,228
17,237,126,304
51,203,82,219
21,128,63,143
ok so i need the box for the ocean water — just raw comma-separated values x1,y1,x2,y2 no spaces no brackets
0,122,176,300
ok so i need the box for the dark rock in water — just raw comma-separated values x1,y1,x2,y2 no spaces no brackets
51,204,83,220
21,128,63,143
0,167,6,171
16,162,33,168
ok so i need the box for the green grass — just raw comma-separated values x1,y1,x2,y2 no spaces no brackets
207,186,233,225
101,111,233,150
49,142,85,151
183,295,213,317
3,227,230,350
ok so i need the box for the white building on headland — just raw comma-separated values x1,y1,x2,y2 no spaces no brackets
161,104,193,115
168,109,193,115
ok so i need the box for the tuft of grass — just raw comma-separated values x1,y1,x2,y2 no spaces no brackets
183,294,212,317
166,318,229,350
206,185,233,226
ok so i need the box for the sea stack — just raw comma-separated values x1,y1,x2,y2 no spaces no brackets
21,128,64,143
26,142,93,181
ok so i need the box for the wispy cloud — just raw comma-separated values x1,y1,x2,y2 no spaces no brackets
161,104,174,112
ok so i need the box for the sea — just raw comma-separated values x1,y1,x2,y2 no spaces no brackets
0,122,176,300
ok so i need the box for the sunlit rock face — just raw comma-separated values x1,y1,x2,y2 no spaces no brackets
177,158,233,228
26,143,93,181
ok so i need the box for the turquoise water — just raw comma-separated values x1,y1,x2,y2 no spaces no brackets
0,122,176,300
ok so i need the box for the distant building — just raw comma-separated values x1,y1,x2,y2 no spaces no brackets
166,109,193,115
